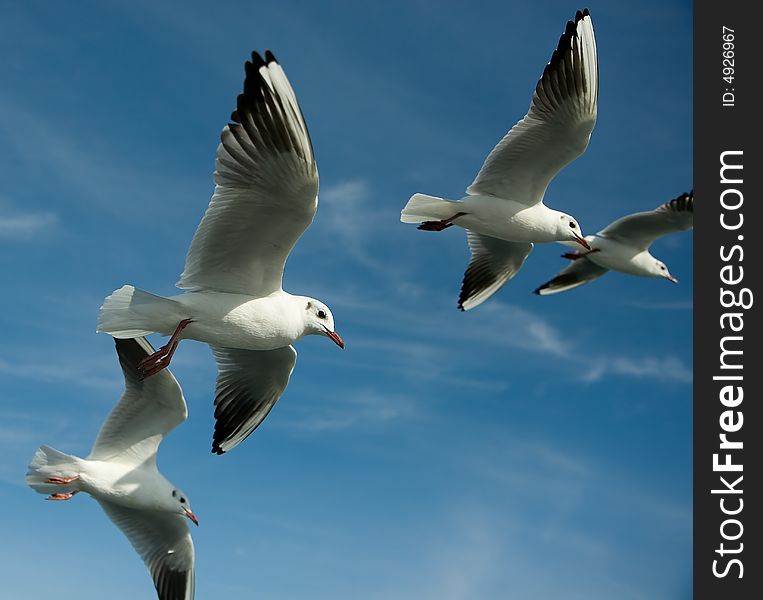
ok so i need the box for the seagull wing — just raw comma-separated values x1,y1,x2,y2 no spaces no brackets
88,337,187,466
466,10,597,205
97,501,195,600
210,345,297,454
177,51,319,296
458,231,533,310
598,190,694,250
534,257,609,295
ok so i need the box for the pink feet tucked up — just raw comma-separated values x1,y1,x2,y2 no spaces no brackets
138,318,194,378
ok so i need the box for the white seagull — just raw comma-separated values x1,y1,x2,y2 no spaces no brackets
400,9,598,311
534,190,694,295
97,51,344,454
26,337,196,600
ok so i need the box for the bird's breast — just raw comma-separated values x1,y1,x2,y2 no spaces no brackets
587,238,651,275
175,292,302,350
458,196,557,242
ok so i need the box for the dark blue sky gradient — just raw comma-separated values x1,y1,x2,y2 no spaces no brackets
1,1,691,598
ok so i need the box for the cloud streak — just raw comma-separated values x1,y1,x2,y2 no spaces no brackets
0,206,57,239
316,179,398,271
322,288,691,386
581,354,692,384
281,388,413,432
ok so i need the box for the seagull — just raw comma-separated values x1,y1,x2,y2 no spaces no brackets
534,190,694,295
26,337,196,600
97,51,344,454
400,9,598,311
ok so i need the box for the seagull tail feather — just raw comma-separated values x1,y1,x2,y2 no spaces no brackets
26,445,82,495
96,285,181,338
401,193,462,224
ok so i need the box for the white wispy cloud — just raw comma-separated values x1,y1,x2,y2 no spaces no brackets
622,299,693,311
417,510,503,600
280,388,414,432
0,356,120,391
581,354,692,384
316,179,394,271
322,289,688,385
0,206,57,239
0,101,199,224
471,302,571,357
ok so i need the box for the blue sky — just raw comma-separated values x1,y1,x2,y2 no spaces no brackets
0,1,692,598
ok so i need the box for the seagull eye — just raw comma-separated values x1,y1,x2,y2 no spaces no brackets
569,222,577,229
660,265,666,270
180,497,186,503
317,310,327,319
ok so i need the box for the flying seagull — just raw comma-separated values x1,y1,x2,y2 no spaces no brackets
97,51,343,454
401,9,598,311
534,190,694,295
26,337,196,600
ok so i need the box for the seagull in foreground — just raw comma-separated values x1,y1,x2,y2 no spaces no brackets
97,51,344,454
534,190,693,295
27,337,196,600
401,9,597,311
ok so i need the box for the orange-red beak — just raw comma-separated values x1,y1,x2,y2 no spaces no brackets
323,327,345,349
184,509,199,526
574,234,591,250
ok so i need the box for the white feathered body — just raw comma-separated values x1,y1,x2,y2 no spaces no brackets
402,193,568,243
172,291,307,349
26,445,174,510
584,236,660,278
97,285,308,350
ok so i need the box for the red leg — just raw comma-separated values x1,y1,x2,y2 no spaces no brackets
46,492,77,501
140,340,180,378
138,318,193,378
46,475,79,484
418,212,467,231
562,248,600,260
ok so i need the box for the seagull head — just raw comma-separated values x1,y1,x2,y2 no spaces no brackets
303,298,344,349
654,260,678,284
171,488,199,526
557,214,591,250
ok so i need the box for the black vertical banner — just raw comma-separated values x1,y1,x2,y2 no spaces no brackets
694,1,762,598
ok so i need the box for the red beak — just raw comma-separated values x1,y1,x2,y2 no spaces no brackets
324,327,345,349
184,509,199,526
574,234,591,250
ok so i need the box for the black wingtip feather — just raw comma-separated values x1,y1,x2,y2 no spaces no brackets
548,13,581,71
114,337,153,380
559,8,591,54
211,443,225,455
229,49,313,162
250,51,265,68
665,190,694,213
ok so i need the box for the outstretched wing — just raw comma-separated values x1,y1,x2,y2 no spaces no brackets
98,501,195,600
177,51,319,296
534,256,609,296
89,337,186,466
598,190,694,249
466,9,597,205
211,345,297,454
458,231,533,310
